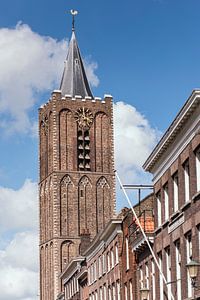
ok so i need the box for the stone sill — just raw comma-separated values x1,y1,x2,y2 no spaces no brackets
162,219,170,229
170,210,180,221
180,200,191,212
154,226,162,235
192,190,200,202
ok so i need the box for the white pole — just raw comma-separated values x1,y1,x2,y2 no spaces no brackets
115,171,175,300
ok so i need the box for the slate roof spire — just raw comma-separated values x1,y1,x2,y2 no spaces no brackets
60,12,94,99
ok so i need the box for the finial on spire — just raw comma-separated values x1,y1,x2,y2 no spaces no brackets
70,9,78,31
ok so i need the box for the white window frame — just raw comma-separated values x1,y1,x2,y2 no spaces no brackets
151,259,156,300
98,256,102,278
184,160,190,203
158,253,163,300
145,262,149,290
102,253,106,274
164,184,169,221
111,247,114,269
126,237,129,270
107,252,110,272
186,232,192,297
112,283,116,300
196,148,200,192
124,283,128,300
157,192,162,226
129,280,133,300
108,286,112,300
99,287,103,300
117,281,120,300
140,266,143,289
104,284,107,300
115,243,119,264
175,240,181,300
173,172,179,212
165,247,171,300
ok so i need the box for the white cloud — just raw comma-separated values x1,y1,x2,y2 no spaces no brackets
0,22,99,134
0,179,38,232
1,231,38,272
114,101,160,185
0,102,161,298
0,264,38,300
0,180,38,300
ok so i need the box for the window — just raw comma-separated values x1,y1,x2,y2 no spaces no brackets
99,287,103,300
115,243,119,264
94,261,97,281
111,247,114,269
186,232,192,298
151,260,156,300
112,283,116,300
158,252,163,300
140,266,143,289
95,290,98,300
145,263,149,291
108,286,112,300
129,280,133,300
117,281,120,300
124,283,128,300
98,256,102,278
184,160,190,203
198,225,200,256
165,247,171,299
102,253,106,274
157,192,162,226
196,148,200,191
107,252,110,272
175,240,181,300
173,172,179,212
126,237,129,270
164,184,169,221
104,284,107,300
186,231,192,262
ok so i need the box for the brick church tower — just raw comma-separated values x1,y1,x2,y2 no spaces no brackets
39,20,115,300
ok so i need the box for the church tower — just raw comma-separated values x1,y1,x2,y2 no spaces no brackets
39,17,115,300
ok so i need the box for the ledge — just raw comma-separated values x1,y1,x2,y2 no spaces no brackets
162,219,170,229
192,190,200,202
180,200,191,212
154,226,162,235
170,210,180,221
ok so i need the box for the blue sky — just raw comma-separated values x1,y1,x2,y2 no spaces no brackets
0,1,200,299
0,0,200,188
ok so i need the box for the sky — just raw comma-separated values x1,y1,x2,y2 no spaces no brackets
0,0,200,299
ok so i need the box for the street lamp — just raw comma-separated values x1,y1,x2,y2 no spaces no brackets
140,287,150,300
186,260,200,299
186,260,200,287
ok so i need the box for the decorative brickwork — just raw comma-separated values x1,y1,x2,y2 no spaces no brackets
39,92,115,299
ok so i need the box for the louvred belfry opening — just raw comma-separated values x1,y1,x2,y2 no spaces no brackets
39,14,115,300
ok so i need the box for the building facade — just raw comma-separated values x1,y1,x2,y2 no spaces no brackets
39,28,115,299
143,90,200,300
60,195,154,300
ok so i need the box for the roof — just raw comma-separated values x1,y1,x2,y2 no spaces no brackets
143,89,200,172
60,31,94,98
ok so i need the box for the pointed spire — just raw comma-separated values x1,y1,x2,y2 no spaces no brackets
60,12,93,99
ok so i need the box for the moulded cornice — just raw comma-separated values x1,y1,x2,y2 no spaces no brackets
143,89,200,173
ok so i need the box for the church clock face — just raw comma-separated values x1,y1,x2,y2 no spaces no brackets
74,107,93,129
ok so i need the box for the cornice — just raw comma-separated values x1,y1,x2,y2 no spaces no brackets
143,89,200,173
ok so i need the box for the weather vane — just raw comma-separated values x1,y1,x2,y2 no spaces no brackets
70,9,78,31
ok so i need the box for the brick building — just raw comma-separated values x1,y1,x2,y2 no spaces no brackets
59,194,154,300
39,27,115,299
143,90,200,300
